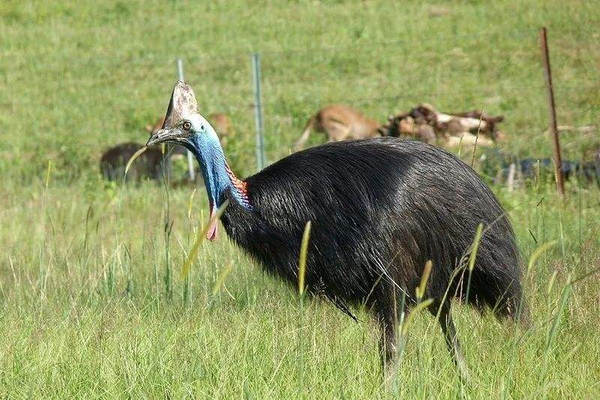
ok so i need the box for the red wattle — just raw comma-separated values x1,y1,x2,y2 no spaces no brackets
206,207,218,241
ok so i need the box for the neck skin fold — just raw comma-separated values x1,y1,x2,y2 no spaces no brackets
188,135,250,211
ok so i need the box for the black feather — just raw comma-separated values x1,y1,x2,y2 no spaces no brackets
221,137,526,366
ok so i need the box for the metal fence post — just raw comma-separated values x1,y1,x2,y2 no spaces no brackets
176,58,196,182
252,53,266,171
539,27,565,198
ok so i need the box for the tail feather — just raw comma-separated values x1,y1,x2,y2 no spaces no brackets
466,266,530,327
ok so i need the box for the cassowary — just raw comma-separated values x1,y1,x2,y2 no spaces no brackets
146,81,527,376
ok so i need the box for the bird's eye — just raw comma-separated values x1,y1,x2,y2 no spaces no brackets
182,121,192,131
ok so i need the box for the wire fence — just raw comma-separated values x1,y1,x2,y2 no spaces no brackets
0,26,598,181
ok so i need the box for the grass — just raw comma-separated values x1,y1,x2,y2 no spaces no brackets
1,0,599,397
1,178,599,397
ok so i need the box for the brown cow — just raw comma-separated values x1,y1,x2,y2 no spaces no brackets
294,105,382,151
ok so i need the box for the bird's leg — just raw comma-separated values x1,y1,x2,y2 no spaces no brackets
373,288,406,392
434,302,470,383
376,310,400,392
367,281,405,389
377,313,397,370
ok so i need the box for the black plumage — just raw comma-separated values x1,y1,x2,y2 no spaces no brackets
222,138,526,369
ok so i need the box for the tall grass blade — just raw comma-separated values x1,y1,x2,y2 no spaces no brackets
45,160,52,189
188,189,197,219
468,223,484,272
506,240,557,395
401,299,434,336
528,240,557,274
416,260,433,301
181,200,230,280
212,263,234,297
465,223,484,304
546,279,571,352
470,110,484,168
297,220,311,400
547,270,558,295
516,240,556,321
124,146,148,178
164,220,173,300
298,221,312,296
538,277,573,393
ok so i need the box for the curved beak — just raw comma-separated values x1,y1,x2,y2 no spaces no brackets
146,127,179,147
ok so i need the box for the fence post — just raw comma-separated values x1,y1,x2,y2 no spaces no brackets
539,27,565,197
176,58,197,182
252,53,266,171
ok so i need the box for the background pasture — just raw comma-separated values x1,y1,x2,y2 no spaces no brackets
0,0,599,397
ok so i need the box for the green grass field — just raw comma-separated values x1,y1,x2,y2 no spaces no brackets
1,0,599,398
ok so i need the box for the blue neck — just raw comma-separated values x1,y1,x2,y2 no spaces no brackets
188,134,250,210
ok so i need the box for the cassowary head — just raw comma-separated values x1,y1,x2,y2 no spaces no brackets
147,81,233,240
146,81,216,148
